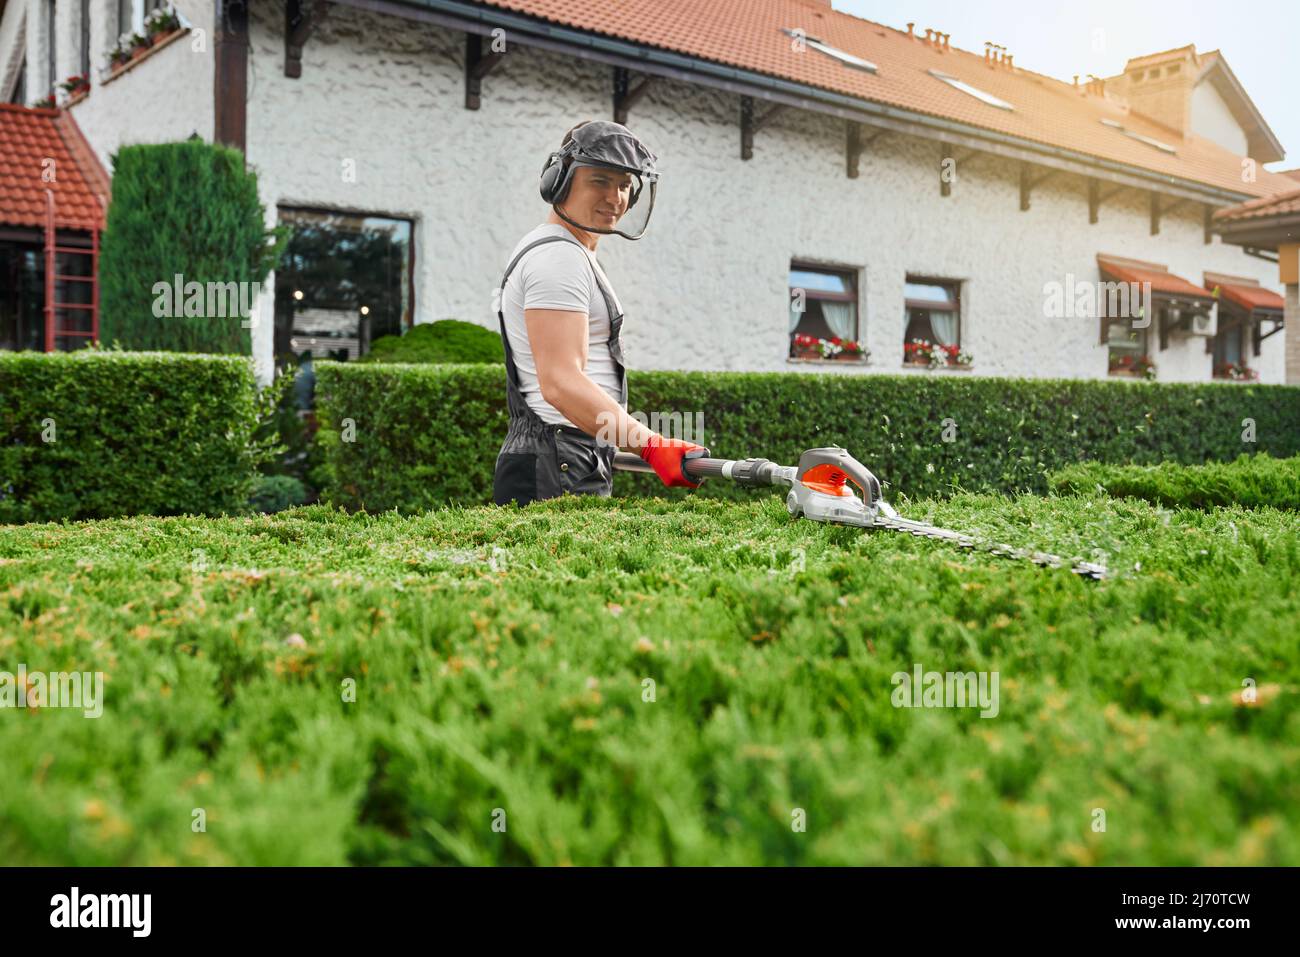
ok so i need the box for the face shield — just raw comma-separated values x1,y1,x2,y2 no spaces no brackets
544,121,659,240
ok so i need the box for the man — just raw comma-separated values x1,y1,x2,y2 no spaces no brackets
493,120,709,506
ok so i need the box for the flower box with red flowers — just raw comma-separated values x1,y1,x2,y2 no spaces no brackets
790,333,867,361
903,339,972,369
1108,354,1157,380
1214,361,1258,382
59,74,90,98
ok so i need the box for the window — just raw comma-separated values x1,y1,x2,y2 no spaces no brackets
1104,298,1177,377
1212,322,1248,378
1106,314,1150,376
0,240,47,352
7,62,25,104
80,0,91,78
903,277,962,365
929,70,1013,111
788,264,861,359
45,0,56,93
274,208,413,364
118,0,165,37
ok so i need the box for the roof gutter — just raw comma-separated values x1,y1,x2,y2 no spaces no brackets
341,0,1262,207
1214,214,1300,250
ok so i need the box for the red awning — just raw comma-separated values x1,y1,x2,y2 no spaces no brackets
1207,280,1285,313
1097,255,1214,302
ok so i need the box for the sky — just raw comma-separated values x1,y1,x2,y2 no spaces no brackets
833,0,1298,170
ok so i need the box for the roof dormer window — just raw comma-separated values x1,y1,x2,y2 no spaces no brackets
1100,118,1177,154
928,70,1014,110
780,28,878,73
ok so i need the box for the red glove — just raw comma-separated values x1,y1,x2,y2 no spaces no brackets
639,435,710,489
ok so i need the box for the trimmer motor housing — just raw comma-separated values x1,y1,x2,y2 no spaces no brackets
785,447,885,527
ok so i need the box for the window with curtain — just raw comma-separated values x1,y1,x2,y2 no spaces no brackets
903,277,960,361
1212,322,1245,376
273,207,414,365
118,0,135,37
788,264,860,358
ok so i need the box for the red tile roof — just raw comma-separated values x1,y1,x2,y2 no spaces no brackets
1214,186,1300,222
478,0,1293,199
0,104,109,231
1208,280,1285,313
1097,255,1214,301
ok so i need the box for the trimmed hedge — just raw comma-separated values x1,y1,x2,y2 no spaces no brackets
1049,453,1300,511
4,494,1299,864
0,351,268,523
362,320,504,365
315,363,1300,513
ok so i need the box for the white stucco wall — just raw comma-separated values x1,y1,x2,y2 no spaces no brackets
1191,79,1250,158
66,0,214,175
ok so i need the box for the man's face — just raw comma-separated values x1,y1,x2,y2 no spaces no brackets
561,165,635,231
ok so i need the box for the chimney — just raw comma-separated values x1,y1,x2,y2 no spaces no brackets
1105,45,1200,137
942,33,951,52
906,22,915,39
924,28,934,45
1005,54,1012,69
984,42,993,65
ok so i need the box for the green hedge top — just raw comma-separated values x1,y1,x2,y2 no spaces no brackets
1049,453,1300,511
314,362,1300,513
0,350,267,523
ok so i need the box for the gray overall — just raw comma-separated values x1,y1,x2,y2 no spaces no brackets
492,235,628,507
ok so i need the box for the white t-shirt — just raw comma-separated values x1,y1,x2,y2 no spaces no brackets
500,223,625,427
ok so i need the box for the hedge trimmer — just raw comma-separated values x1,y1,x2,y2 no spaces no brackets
613,446,1108,580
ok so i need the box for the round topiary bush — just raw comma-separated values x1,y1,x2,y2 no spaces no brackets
363,320,503,364
249,474,308,513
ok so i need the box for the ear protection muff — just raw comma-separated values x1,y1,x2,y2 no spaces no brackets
539,148,574,205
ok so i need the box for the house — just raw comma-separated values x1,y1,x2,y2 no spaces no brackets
1213,186,1300,379
1,0,1295,385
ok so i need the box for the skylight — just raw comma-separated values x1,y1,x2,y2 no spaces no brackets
781,28,878,73
928,70,1014,110
1100,118,1177,154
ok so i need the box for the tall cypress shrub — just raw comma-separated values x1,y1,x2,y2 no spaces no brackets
99,140,288,353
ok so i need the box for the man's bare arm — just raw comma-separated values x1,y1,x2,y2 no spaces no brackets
525,308,654,450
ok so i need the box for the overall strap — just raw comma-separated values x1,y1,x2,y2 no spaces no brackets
497,235,624,396
499,235,621,321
